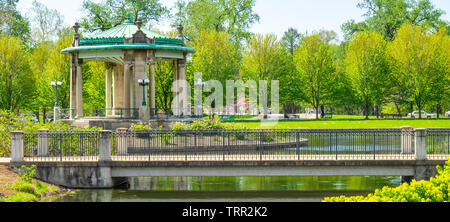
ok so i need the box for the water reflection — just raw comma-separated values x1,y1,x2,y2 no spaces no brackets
55,176,401,202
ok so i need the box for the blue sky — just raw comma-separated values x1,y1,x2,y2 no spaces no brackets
17,0,450,42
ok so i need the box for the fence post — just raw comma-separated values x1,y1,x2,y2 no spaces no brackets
99,130,112,162
37,129,49,157
116,128,128,156
401,126,413,154
414,128,427,160
11,131,24,162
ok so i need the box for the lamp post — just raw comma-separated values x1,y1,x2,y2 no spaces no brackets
51,81,62,123
51,81,62,107
138,79,150,107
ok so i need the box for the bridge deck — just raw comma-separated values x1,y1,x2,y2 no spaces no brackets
10,154,448,162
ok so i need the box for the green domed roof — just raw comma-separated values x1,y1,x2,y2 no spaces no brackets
87,17,167,40
61,16,195,54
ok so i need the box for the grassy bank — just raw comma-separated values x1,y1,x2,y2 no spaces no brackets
228,118,450,129
0,165,62,202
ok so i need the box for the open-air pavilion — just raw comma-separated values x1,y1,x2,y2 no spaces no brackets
60,16,195,129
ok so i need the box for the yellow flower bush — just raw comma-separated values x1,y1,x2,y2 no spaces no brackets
323,159,450,202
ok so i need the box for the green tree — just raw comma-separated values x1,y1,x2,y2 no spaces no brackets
241,34,292,116
83,62,106,112
36,30,72,117
28,0,63,44
192,30,241,86
0,0,30,41
281,28,302,56
344,31,390,119
342,0,447,40
173,0,260,45
80,0,169,32
0,35,35,112
155,61,174,109
387,23,449,119
294,34,336,119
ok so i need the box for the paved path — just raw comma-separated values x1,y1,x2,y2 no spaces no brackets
0,157,11,164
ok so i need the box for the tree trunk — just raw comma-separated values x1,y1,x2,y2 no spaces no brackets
394,101,401,115
417,102,422,119
43,108,46,124
437,103,441,119
375,105,379,119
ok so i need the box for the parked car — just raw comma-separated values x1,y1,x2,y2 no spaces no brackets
446,111,450,118
21,114,38,122
407,111,436,119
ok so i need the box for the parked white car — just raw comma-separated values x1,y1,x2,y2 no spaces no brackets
446,111,450,118
407,111,436,119
21,114,38,122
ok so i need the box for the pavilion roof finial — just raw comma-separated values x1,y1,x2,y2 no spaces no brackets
126,13,132,22
135,18,142,30
177,23,184,43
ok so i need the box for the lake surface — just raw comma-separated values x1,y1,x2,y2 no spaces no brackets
54,176,402,202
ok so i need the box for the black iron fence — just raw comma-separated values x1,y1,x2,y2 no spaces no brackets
427,129,450,160
20,128,450,162
110,129,417,161
24,131,100,161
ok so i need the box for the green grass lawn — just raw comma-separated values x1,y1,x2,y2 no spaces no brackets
228,117,450,129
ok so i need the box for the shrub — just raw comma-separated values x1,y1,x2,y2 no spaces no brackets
0,192,38,202
323,159,450,202
170,122,187,131
0,110,103,157
130,123,152,131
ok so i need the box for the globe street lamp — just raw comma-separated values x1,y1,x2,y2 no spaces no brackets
138,79,150,106
51,81,62,107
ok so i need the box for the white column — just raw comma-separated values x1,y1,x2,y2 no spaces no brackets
173,60,179,116
401,126,413,154
116,128,128,156
149,53,156,111
123,62,131,117
105,64,113,116
37,129,49,157
70,55,78,119
415,128,427,160
11,131,24,162
76,59,83,118
99,130,112,162
177,58,190,116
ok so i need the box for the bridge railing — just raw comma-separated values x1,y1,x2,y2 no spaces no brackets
109,128,417,161
426,129,450,160
10,128,449,162
20,130,100,162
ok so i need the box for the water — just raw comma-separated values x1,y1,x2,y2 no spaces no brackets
54,176,401,202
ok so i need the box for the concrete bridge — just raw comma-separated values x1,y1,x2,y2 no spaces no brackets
8,128,450,188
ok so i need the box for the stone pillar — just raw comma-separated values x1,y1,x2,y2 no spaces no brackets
37,129,49,157
113,64,124,116
415,128,427,160
149,51,156,111
76,59,83,118
70,54,78,119
401,126,413,154
99,130,112,162
177,58,189,116
116,128,128,156
105,64,113,116
123,62,131,117
11,131,24,162
173,60,179,116
133,50,148,113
